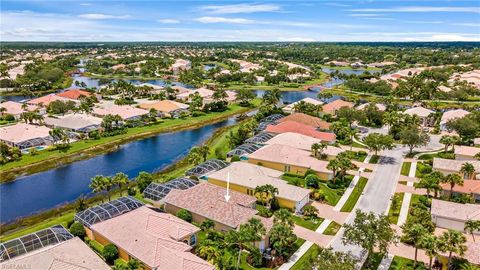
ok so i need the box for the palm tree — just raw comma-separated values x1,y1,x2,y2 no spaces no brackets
264,184,279,210
439,135,454,153
89,175,106,202
347,128,358,150
197,241,221,264
441,174,464,199
112,172,129,196
419,234,441,269
311,143,321,158
464,220,480,242
402,223,428,266
187,147,203,165
199,145,210,162
327,159,340,181
460,162,475,180
474,152,480,161
439,229,467,268
450,136,460,152
415,171,443,198
49,128,65,146
273,208,294,228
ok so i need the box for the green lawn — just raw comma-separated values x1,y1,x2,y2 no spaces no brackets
362,253,385,270
406,194,425,222
281,174,306,187
1,100,260,177
388,193,405,224
0,212,75,242
292,215,324,231
340,177,368,212
323,221,341,235
389,256,428,270
369,155,380,164
415,162,431,178
400,162,411,176
290,244,322,270
318,183,343,206
417,151,454,161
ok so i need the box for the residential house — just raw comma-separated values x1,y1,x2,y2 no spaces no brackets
92,104,149,120
263,132,343,160
247,144,333,180
455,146,480,161
138,100,189,117
0,101,40,119
403,106,435,127
171,59,191,74
75,197,213,270
278,112,331,130
27,94,76,107
0,226,109,269
433,158,480,180
0,123,52,149
282,97,324,114
356,103,387,112
44,113,103,133
431,199,480,233
322,99,354,115
56,89,94,100
163,182,273,251
440,180,480,202
475,138,480,147
207,162,311,213
440,109,470,131
265,120,336,143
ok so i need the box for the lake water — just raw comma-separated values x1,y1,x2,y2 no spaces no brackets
0,117,237,222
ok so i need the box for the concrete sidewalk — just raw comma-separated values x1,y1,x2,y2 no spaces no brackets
397,160,417,225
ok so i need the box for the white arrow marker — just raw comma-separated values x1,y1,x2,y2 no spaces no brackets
224,172,231,202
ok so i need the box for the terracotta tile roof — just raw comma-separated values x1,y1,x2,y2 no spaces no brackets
0,237,109,270
0,123,51,144
433,158,480,173
278,113,331,130
431,199,480,221
138,100,189,113
56,89,92,100
91,206,213,270
0,101,37,116
322,99,354,114
455,146,480,157
27,94,74,106
264,132,342,155
265,121,336,142
440,109,470,125
440,180,480,195
403,106,434,118
248,144,331,174
207,162,311,202
164,183,257,229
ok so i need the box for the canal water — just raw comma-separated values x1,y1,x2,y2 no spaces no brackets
0,67,371,223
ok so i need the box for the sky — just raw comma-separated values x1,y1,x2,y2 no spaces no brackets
1,0,479,42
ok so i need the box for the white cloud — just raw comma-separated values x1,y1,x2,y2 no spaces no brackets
195,16,256,24
157,19,180,24
451,22,480,27
348,13,384,17
405,20,443,24
325,3,351,7
199,3,280,14
78,13,131,20
79,3,91,6
349,6,480,13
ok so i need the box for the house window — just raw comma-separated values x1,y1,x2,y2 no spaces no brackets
190,234,197,246
284,165,291,172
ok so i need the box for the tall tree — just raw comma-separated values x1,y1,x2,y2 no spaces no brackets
402,224,428,266
112,172,129,196
441,174,464,199
362,133,394,156
415,171,443,198
439,229,467,267
419,234,441,270
460,162,475,180
464,220,480,242
342,210,397,259
400,128,430,154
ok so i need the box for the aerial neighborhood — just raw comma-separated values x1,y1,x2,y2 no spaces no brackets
1,41,480,270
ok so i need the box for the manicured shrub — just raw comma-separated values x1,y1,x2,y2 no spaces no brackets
102,244,119,263
230,155,241,162
305,174,320,189
69,222,86,238
176,209,193,222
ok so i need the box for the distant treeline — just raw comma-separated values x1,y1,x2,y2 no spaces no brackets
1,41,480,49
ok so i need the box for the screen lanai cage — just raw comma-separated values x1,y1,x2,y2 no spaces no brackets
74,196,144,227
0,225,73,262
185,159,229,177
227,143,262,158
256,114,284,132
143,177,199,202
245,132,275,144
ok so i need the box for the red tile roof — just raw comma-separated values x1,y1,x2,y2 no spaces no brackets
322,99,354,114
57,89,93,100
164,183,258,229
278,113,331,130
440,180,480,195
265,120,336,142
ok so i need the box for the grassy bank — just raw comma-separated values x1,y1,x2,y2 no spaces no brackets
400,162,412,176
0,115,244,240
290,244,322,270
388,193,405,224
0,100,260,182
340,177,368,212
